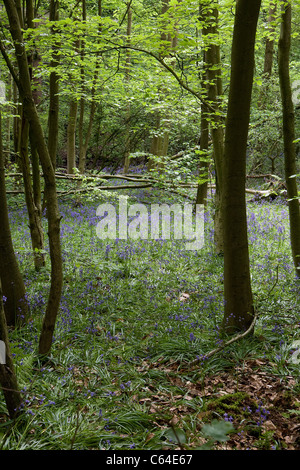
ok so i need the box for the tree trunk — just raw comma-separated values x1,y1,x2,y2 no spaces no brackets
203,3,224,253
123,2,132,174
148,0,173,173
67,99,78,174
0,111,29,326
18,112,45,270
278,1,300,277
221,0,261,334
195,51,209,206
3,0,63,355
78,0,101,175
48,0,60,170
258,2,276,108
5,74,12,161
263,3,276,78
19,0,45,270
0,279,23,419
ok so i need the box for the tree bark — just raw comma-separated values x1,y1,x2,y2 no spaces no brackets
67,99,78,175
221,0,261,334
48,0,60,170
3,0,63,355
258,2,277,108
278,1,300,277
18,111,45,270
17,0,45,270
78,0,101,175
202,3,224,253
123,2,132,174
0,279,23,419
0,111,29,327
195,49,209,206
263,3,276,78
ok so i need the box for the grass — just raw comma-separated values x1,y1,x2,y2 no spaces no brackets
1,181,300,450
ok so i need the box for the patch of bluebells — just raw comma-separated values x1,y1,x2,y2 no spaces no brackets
120,381,131,391
224,413,234,422
16,389,57,416
188,332,196,342
243,401,270,427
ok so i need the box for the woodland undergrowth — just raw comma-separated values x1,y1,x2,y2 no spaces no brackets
0,177,300,450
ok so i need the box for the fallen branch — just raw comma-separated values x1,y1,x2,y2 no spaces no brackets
188,311,259,368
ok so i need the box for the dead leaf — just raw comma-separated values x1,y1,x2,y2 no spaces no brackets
179,292,190,302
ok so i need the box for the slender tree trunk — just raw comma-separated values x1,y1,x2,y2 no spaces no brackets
148,0,174,173
18,111,45,270
123,2,132,174
258,2,277,108
48,0,60,170
195,112,209,206
278,1,300,277
13,82,20,157
67,99,78,174
3,0,63,355
78,101,96,174
78,0,101,175
5,74,12,161
30,132,42,219
0,111,28,326
195,50,209,206
19,0,45,269
221,0,261,334
0,279,23,419
203,3,224,253
263,3,276,78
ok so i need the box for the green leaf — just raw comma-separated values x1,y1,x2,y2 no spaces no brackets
164,427,187,445
201,419,234,442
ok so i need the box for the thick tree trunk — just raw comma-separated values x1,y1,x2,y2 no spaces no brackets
278,2,300,277
0,111,29,327
221,0,261,334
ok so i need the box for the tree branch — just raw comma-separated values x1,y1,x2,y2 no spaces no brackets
103,39,217,113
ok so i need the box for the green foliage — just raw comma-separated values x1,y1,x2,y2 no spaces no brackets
0,184,299,449
1,0,300,451
200,419,235,445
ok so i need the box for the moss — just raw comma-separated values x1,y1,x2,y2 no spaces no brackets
201,391,258,421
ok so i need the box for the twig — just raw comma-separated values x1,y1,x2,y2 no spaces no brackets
188,311,259,368
70,406,82,450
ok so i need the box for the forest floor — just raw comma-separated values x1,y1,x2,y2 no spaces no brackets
1,171,300,450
